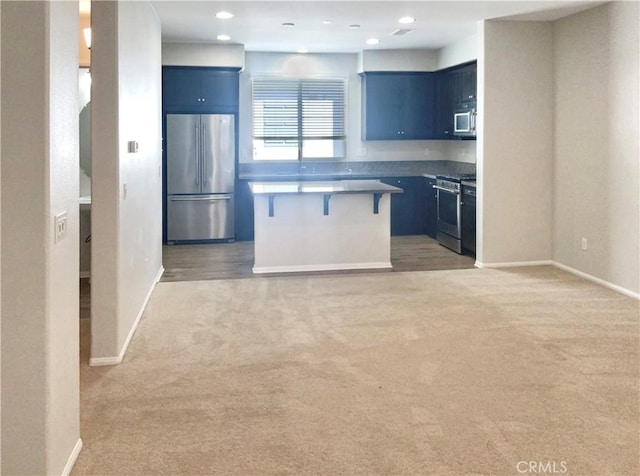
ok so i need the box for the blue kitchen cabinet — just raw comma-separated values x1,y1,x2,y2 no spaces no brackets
235,180,255,242
461,183,476,255
424,177,438,238
162,66,239,113
434,61,477,139
435,72,453,139
451,62,477,107
380,176,427,235
361,72,437,141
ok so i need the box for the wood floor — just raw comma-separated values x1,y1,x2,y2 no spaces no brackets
161,235,476,282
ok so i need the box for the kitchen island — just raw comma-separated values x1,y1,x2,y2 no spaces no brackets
248,180,402,274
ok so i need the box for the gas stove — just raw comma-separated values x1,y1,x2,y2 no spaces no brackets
434,173,476,255
435,174,476,193
435,173,476,183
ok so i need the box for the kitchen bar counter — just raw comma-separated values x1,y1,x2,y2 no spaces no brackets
248,179,402,196
249,179,400,274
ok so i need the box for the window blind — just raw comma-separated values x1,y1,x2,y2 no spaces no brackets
252,77,346,160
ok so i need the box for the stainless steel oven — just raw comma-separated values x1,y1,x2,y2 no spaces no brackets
435,174,475,254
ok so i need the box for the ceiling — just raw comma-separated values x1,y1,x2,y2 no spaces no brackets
151,0,604,53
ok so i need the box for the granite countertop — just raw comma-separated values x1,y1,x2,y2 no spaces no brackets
239,160,475,181
248,179,403,195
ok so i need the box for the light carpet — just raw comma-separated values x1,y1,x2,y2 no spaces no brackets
73,266,639,475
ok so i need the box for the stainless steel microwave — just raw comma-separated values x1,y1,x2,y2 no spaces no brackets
454,110,476,136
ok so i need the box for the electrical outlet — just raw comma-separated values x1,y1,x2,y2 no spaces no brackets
54,212,68,243
581,237,588,251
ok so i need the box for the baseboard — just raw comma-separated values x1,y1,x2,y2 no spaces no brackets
89,266,164,366
475,260,554,268
552,261,640,300
61,438,83,476
252,262,392,274
474,259,638,300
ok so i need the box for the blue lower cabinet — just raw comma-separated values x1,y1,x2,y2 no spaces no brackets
424,177,438,238
235,180,254,241
380,177,427,236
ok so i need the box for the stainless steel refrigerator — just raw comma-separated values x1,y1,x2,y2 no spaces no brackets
166,114,235,242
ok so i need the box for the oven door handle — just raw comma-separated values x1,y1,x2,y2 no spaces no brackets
433,185,460,195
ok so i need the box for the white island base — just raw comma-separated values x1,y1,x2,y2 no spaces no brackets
249,180,401,274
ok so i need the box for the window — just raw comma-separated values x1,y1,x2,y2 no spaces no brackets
252,77,346,160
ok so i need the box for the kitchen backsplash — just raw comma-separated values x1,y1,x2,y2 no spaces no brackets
239,160,476,178
240,140,476,164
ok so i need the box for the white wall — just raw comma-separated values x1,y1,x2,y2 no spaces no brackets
437,33,478,69
1,1,81,473
358,48,439,72
0,0,3,467
162,42,245,68
91,0,163,364
478,20,554,265
553,2,639,296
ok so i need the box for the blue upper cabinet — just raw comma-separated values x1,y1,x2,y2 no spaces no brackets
162,66,239,113
361,72,437,141
434,61,477,139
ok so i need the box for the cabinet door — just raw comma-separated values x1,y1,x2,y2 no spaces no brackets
403,74,436,139
235,180,254,241
362,73,437,141
460,63,477,104
461,186,476,254
200,70,239,112
450,62,477,109
362,74,404,140
163,68,201,110
435,72,453,139
424,177,438,238
381,177,425,236
163,67,240,113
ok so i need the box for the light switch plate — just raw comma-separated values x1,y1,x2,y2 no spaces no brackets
54,211,68,243
128,140,139,153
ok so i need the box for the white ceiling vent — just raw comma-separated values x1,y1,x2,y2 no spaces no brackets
390,28,414,37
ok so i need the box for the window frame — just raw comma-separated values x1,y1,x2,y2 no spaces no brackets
251,76,347,161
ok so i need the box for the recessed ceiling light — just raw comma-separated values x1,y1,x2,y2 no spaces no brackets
349,24,361,29
323,20,332,25
282,22,295,27
398,16,416,24
217,34,231,41
366,38,380,45
216,11,233,20
297,48,309,54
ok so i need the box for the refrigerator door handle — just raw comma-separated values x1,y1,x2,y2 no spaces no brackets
170,195,232,201
194,124,200,186
202,122,207,187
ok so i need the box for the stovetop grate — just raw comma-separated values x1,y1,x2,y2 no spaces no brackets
436,173,476,183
